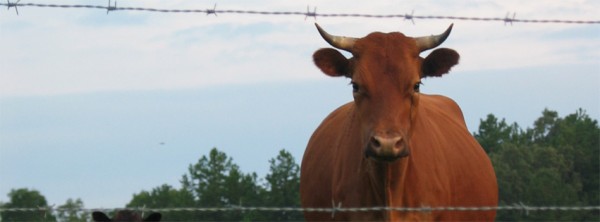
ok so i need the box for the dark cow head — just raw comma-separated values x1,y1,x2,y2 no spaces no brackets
92,210,162,222
313,23,459,162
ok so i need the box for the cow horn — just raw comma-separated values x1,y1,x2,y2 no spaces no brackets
315,23,357,52
414,24,454,52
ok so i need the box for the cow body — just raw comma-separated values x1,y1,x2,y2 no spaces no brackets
301,96,497,221
300,24,498,221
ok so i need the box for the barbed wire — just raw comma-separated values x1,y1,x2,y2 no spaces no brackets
1,1,599,25
0,2,598,218
1,204,599,214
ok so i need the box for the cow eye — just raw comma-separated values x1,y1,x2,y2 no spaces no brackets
351,82,360,93
414,82,422,93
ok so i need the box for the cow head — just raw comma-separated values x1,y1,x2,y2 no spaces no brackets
313,23,459,162
92,210,162,222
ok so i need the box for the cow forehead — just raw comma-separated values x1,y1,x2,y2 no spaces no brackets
353,31,418,55
352,32,421,87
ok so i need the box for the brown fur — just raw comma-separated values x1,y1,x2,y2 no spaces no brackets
302,27,498,221
313,48,351,77
422,48,460,77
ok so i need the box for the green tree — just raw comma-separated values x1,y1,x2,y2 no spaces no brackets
491,144,582,221
224,165,265,221
0,188,56,221
489,143,532,208
543,109,599,221
479,109,599,221
264,149,303,221
127,184,195,221
530,109,559,142
56,198,88,222
180,148,265,221
181,148,231,207
126,148,308,221
474,114,521,153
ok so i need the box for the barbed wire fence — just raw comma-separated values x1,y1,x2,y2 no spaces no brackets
1,204,599,215
1,0,598,219
1,1,599,25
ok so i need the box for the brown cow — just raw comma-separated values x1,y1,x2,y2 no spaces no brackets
300,23,498,221
92,210,161,222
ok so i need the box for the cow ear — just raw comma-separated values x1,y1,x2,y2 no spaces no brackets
92,212,112,222
144,212,162,221
313,48,351,77
421,48,459,78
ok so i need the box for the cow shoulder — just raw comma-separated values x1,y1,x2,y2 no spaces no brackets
421,94,467,128
301,102,355,215
307,102,354,147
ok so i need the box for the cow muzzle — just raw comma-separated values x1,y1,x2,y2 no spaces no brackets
364,135,410,162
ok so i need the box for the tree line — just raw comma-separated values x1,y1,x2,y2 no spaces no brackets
0,149,302,221
474,108,598,221
1,108,598,221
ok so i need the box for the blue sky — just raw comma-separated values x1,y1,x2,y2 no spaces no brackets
1,0,599,208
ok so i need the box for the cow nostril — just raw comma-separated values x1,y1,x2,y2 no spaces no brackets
395,137,404,148
370,137,381,149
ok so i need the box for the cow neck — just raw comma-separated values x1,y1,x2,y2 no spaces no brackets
347,103,387,208
384,94,418,219
364,158,387,205
384,157,410,219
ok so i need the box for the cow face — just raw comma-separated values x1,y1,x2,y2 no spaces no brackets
313,24,459,162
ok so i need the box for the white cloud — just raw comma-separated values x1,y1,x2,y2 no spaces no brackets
1,0,598,97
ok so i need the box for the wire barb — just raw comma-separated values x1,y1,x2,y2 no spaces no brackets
206,3,217,16
106,0,116,14
404,10,415,24
305,5,317,21
330,200,342,218
6,0,19,15
504,12,516,26
514,202,531,216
